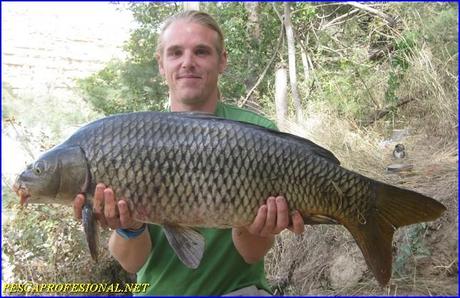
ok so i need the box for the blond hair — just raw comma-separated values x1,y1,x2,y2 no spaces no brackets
156,10,225,57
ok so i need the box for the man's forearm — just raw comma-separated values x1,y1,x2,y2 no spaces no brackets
232,227,274,264
108,228,152,273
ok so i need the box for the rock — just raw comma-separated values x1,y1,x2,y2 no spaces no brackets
329,254,366,289
386,163,414,172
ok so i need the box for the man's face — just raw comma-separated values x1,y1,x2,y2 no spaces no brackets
157,20,227,109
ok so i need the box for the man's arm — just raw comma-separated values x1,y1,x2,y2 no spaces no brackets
74,184,151,273
108,225,151,273
232,196,305,264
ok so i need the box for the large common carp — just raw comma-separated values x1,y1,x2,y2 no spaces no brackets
13,111,445,286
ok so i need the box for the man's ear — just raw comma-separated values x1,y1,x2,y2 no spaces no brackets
156,53,165,76
218,50,228,74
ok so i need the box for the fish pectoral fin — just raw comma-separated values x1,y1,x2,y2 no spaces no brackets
82,200,99,262
162,225,205,269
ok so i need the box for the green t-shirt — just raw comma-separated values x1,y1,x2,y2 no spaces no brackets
135,102,277,295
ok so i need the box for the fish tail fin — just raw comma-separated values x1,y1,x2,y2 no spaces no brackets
344,182,446,286
82,201,99,262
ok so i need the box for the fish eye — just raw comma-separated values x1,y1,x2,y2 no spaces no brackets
33,161,45,176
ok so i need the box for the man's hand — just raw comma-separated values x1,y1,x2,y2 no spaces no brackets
73,184,151,273
73,183,143,230
246,196,305,237
232,196,305,264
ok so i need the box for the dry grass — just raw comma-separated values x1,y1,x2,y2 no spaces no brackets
397,46,458,141
265,100,458,295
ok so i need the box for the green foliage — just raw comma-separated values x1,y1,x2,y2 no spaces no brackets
77,3,181,115
292,3,317,23
403,3,457,59
77,3,283,114
207,3,251,103
76,4,171,116
77,59,167,115
124,2,180,64
393,224,432,277
208,3,280,106
294,2,457,130
384,31,418,104
76,2,457,131
393,31,417,69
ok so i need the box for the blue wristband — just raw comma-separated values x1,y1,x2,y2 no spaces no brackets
116,224,147,239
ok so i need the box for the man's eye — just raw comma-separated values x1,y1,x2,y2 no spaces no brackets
168,50,182,57
196,49,209,56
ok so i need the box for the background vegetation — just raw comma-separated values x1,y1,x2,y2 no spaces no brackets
3,2,457,295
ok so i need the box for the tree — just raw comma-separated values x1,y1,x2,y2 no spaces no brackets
243,2,261,103
283,2,303,122
274,63,288,125
77,3,181,115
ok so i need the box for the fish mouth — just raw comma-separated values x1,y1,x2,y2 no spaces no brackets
12,182,31,207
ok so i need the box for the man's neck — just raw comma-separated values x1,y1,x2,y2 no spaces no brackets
170,98,218,113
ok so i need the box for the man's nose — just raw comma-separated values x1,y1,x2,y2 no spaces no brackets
181,51,196,69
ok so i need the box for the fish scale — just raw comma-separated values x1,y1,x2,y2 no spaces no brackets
13,111,446,286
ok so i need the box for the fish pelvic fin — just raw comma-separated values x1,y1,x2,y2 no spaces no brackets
162,225,205,269
345,182,446,287
82,201,99,262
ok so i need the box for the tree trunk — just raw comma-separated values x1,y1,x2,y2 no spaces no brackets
284,2,303,122
243,2,261,101
275,64,288,126
300,43,310,83
245,2,261,40
346,2,397,26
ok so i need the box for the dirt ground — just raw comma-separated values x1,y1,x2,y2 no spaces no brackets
265,132,458,296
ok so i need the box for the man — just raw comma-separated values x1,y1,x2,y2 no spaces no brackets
74,10,305,295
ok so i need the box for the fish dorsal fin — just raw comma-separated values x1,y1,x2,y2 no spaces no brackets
271,129,340,164
162,224,205,269
173,112,340,165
